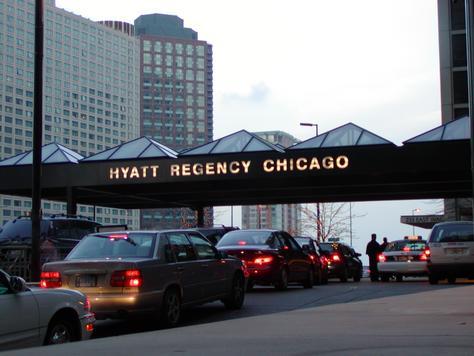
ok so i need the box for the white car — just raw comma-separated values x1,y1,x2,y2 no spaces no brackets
0,269,95,351
427,221,474,284
377,238,429,282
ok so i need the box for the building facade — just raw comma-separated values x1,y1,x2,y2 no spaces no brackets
241,131,301,235
134,14,213,229
437,0,472,220
0,0,141,227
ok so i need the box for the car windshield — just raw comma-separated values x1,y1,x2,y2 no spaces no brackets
385,240,427,252
319,243,337,253
217,230,273,247
0,219,50,242
66,233,156,259
430,223,474,243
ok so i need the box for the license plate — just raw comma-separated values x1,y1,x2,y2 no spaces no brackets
75,274,97,287
446,248,465,255
397,256,409,262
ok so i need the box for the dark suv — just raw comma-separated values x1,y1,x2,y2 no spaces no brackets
319,242,363,282
192,225,240,245
0,215,101,278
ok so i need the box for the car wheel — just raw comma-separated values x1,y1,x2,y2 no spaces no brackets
314,269,323,285
274,268,288,290
303,269,314,289
339,269,348,283
44,317,77,345
353,271,361,282
447,276,456,284
321,271,329,285
160,288,181,327
380,273,390,282
428,274,439,285
396,274,403,282
223,274,245,309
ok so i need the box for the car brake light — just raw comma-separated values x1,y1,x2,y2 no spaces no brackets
253,256,273,265
84,297,91,312
320,256,328,264
238,240,247,245
420,248,430,261
309,255,315,261
110,269,143,287
108,234,128,241
378,254,386,263
402,246,411,252
331,253,341,262
40,271,62,288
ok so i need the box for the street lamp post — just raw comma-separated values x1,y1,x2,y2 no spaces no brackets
412,208,421,235
300,122,320,240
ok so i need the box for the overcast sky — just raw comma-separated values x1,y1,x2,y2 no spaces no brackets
56,0,442,262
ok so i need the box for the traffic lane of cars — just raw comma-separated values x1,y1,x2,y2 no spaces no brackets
0,269,94,351
41,229,246,327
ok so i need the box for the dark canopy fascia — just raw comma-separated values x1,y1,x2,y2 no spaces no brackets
0,139,470,209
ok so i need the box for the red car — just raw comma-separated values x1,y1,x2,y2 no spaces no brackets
294,236,329,285
216,229,314,290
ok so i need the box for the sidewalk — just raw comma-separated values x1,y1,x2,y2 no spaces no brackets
6,284,474,355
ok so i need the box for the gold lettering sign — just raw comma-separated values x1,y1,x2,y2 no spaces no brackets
108,156,349,180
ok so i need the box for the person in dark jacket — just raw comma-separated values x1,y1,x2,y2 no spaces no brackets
366,233,381,281
380,237,389,252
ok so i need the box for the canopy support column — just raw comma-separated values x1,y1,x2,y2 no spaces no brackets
196,207,204,227
67,187,77,216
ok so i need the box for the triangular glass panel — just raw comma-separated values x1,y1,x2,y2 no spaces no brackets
357,131,391,145
211,131,252,153
44,150,67,163
148,138,178,157
243,137,275,152
140,145,168,158
112,138,151,159
322,125,362,147
181,141,219,156
289,134,327,150
83,147,119,161
0,152,28,166
62,151,82,163
41,143,59,159
16,152,33,165
442,116,469,140
59,145,84,161
407,127,443,143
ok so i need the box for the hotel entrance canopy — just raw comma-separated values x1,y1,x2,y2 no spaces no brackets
0,120,471,211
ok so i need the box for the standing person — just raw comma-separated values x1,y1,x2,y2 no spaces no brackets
366,233,381,282
380,237,389,252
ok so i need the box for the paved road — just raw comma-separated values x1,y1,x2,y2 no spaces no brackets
91,277,462,338
5,278,474,355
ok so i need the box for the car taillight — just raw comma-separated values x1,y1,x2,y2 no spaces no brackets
378,254,386,263
110,269,143,287
253,256,274,265
320,256,328,265
402,246,411,252
420,248,430,261
84,296,91,312
331,253,341,262
40,271,62,288
309,255,315,261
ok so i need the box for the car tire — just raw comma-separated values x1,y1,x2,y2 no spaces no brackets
339,269,348,283
274,268,288,290
303,269,314,289
447,276,456,284
396,274,403,282
160,288,181,328
321,271,329,285
380,273,390,282
314,269,323,285
223,274,245,309
44,317,77,345
353,271,361,282
428,274,439,285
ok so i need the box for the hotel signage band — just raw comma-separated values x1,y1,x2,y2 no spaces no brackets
108,155,350,180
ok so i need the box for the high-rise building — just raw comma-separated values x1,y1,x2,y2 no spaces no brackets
437,0,472,220
241,131,301,235
134,14,213,229
0,0,141,227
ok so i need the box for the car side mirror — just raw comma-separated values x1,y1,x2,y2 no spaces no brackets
9,276,27,293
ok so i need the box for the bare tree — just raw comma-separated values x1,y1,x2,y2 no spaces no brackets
300,202,364,243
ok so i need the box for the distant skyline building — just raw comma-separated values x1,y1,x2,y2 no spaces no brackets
134,13,214,229
0,0,141,227
437,0,472,221
241,131,301,235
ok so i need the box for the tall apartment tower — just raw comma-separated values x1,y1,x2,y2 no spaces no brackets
241,131,301,235
437,0,472,220
134,14,214,229
0,0,141,227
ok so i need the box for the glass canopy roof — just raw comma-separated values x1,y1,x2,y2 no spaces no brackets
0,143,84,166
82,137,178,161
180,130,285,156
404,116,469,143
289,123,393,150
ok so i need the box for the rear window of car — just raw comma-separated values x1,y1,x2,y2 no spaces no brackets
319,243,336,253
66,233,156,259
429,223,474,243
0,220,50,241
385,240,427,252
217,230,274,247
